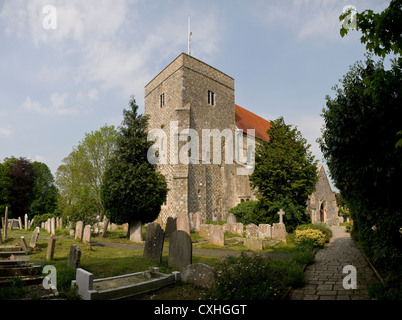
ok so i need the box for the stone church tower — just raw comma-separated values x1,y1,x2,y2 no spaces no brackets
145,53,259,224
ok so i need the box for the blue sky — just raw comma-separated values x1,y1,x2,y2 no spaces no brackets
0,0,392,190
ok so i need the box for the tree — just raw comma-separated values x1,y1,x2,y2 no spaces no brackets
30,162,59,216
340,0,402,58
249,117,318,231
319,56,402,293
101,96,167,240
56,125,117,226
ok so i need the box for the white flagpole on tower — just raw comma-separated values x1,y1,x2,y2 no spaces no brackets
188,15,192,55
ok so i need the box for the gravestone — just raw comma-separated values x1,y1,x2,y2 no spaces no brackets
199,224,212,238
188,212,195,233
24,214,28,230
18,217,22,230
277,209,285,224
46,218,51,233
244,238,265,251
272,223,287,242
50,217,56,235
20,236,30,252
143,222,165,263
209,225,225,247
129,221,143,242
192,212,202,232
3,207,8,239
75,221,84,241
258,224,272,240
83,225,91,244
181,263,215,288
222,223,231,234
176,212,190,235
245,224,259,239
226,213,236,225
168,230,192,271
46,235,56,261
68,244,82,268
232,223,244,236
164,217,177,238
30,227,40,249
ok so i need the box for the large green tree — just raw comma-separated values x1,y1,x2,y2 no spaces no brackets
56,125,117,225
249,117,318,231
101,96,167,239
319,56,402,295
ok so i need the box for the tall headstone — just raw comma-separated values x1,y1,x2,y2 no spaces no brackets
68,244,81,269
30,227,40,249
168,230,192,271
143,222,165,263
272,223,287,242
192,212,202,232
164,217,177,238
209,225,225,247
46,218,51,233
18,216,23,230
50,217,56,235
3,207,7,240
176,212,190,235
129,220,143,242
226,213,237,225
277,209,285,224
20,236,30,252
46,235,56,261
24,214,28,230
75,221,84,241
83,225,91,244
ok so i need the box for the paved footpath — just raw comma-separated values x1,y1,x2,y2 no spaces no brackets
289,226,378,300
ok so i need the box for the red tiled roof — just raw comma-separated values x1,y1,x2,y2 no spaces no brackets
235,104,271,142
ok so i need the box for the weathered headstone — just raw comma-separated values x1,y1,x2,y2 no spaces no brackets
176,212,190,235
181,263,215,288
278,209,285,224
18,216,23,230
20,236,30,252
168,230,192,271
129,221,143,242
272,223,287,242
245,224,259,239
47,218,51,233
122,223,128,232
258,224,272,240
199,224,212,238
46,235,56,261
75,221,84,241
3,207,8,239
30,227,40,249
188,212,195,233
226,213,237,225
222,223,231,234
50,217,56,235
209,225,225,247
244,238,265,251
164,217,177,238
192,212,202,232
143,222,165,263
83,225,91,244
24,214,28,230
68,244,82,268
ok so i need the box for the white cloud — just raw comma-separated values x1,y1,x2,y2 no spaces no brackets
0,127,12,137
23,93,87,116
87,88,99,101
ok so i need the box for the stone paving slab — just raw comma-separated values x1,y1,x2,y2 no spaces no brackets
289,226,378,300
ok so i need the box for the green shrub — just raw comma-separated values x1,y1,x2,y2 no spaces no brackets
294,229,326,248
296,223,332,243
208,253,304,300
228,201,258,224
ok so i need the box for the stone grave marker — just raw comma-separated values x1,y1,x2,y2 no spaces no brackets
192,212,202,232
258,224,272,240
129,221,143,242
46,235,56,261
18,217,22,230
199,224,212,238
50,217,56,235
181,263,215,288
226,213,236,225
278,209,285,224
30,227,40,249
75,221,84,241
24,214,28,230
176,212,190,235
83,225,91,244
272,223,287,242
168,230,192,271
164,217,177,238
3,206,8,239
20,236,30,252
222,223,231,234
68,244,82,269
209,225,225,247
245,224,259,239
143,222,165,263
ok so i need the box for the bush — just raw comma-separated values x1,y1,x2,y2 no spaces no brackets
208,253,304,300
296,223,332,243
294,229,326,248
228,201,258,224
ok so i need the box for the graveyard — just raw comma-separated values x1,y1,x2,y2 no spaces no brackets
0,211,320,300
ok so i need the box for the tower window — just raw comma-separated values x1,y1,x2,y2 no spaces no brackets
160,93,165,107
207,90,215,106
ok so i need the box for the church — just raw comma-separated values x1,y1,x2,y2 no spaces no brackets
145,53,338,226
